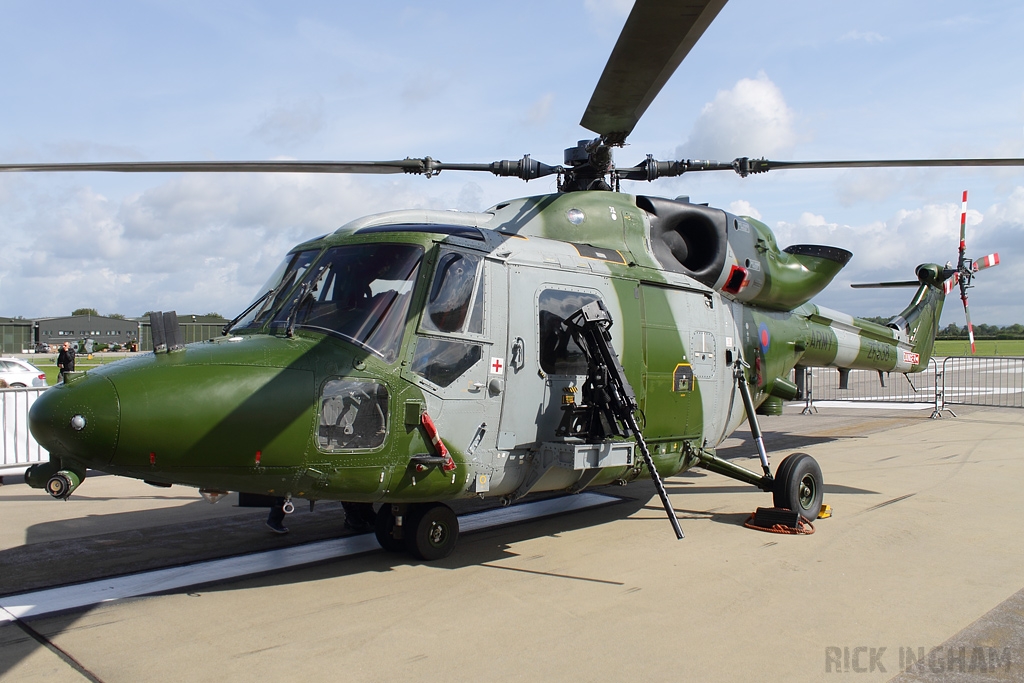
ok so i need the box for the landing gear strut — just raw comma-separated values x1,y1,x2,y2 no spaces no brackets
375,502,460,561
689,360,825,521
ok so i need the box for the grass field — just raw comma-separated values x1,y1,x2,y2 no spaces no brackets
34,355,124,385
933,339,1024,357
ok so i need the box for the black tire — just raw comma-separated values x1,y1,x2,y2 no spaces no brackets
374,506,405,553
11,383,26,388
406,503,459,561
773,452,823,520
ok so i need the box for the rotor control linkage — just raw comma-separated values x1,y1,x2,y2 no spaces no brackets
561,300,684,540
733,359,772,477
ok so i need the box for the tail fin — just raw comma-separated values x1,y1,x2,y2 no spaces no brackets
888,264,947,368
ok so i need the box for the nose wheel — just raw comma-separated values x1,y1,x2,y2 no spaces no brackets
407,503,459,561
772,452,824,520
375,502,460,561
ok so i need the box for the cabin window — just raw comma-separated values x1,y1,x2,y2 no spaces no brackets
538,289,601,375
411,338,482,388
318,380,389,451
421,250,484,335
272,243,423,362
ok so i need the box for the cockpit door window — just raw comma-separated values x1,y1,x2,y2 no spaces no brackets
420,250,484,336
409,248,491,396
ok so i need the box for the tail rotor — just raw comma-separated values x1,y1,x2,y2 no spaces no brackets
945,191,999,354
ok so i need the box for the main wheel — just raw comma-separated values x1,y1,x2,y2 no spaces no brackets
772,452,823,520
374,506,405,553
406,503,459,561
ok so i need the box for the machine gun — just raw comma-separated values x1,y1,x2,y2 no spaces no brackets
557,300,684,539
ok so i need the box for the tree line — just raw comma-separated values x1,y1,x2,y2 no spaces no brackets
860,316,1024,339
70,308,222,319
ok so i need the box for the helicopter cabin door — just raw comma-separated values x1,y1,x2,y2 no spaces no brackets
498,265,641,451
641,284,731,442
402,246,507,462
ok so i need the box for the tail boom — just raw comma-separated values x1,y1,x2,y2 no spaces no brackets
796,264,946,374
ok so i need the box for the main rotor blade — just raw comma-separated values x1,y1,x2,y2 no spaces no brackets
0,157,561,180
0,160,414,174
619,156,1024,180
736,157,1024,174
850,281,920,288
580,0,728,145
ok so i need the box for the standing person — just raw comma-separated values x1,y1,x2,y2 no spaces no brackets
266,497,289,534
56,341,76,383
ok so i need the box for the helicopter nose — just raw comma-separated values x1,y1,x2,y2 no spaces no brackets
29,375,121,467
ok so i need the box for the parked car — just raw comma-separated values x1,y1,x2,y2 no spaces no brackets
0,357,48,387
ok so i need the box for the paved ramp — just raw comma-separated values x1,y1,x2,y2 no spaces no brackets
1,405,1023,682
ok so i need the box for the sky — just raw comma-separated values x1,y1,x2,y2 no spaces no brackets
1,0,1022,327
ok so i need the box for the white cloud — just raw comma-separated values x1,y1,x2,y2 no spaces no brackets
728,199,761,220
676,73,798,160
773,204,963,274
0,167,505,319
757,190,1024,324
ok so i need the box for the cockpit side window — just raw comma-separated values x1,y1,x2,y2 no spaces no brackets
421,251,483,335
411,338,482,388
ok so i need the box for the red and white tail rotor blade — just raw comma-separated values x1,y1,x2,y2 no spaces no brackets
956,191,975,354
958,190,968,267
962,296,976,354
973,253,999,272
943,271,959,295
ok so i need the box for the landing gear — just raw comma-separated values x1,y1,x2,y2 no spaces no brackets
374,505,405,553
406,503,459,561
772,452,823,520
375,502,460,560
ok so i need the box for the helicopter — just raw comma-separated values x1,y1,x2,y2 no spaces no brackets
7,0,1022,560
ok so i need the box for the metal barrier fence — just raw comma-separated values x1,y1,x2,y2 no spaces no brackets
3,357,1021,473
799,356,1024,414
806,359,939,404
1,387,48,474
939,356,1024,408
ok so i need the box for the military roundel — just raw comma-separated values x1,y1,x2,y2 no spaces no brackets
758,322,771,353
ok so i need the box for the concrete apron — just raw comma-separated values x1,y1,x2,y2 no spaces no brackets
1,405,1022,682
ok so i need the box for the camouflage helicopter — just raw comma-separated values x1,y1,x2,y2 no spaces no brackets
8,0,1021,560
